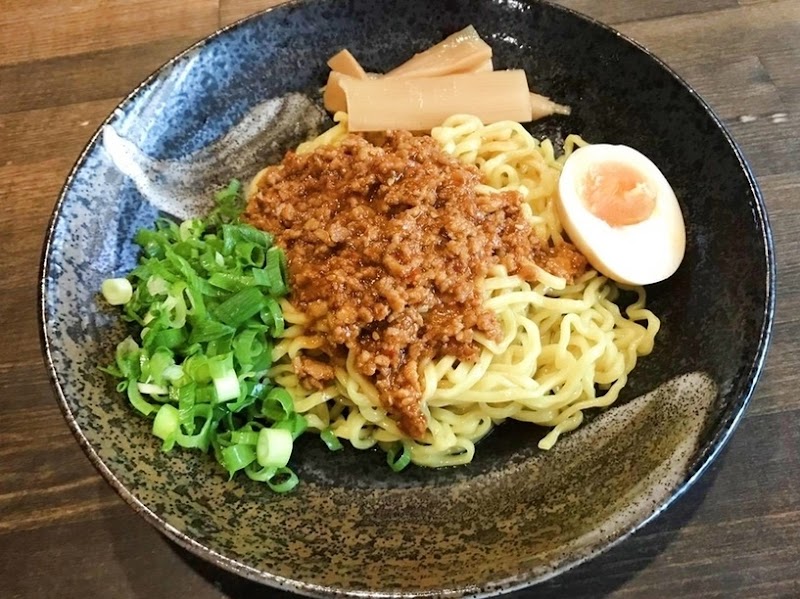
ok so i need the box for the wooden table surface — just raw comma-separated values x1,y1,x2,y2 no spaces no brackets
2,0,798,597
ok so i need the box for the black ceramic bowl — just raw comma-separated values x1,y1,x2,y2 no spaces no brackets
40,0,775,597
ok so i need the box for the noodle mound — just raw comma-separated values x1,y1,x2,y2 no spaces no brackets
247,114,659,467
244,131,586,438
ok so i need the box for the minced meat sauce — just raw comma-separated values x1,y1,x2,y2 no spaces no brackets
244,131,586,438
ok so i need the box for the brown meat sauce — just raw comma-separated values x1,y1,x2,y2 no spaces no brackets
244,131,586,438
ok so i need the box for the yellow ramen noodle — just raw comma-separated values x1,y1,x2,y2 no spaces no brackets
262,113,659,468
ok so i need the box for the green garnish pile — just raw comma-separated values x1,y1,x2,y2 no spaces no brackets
100,181,304,493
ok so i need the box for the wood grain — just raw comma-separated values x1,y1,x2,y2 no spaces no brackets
558,0,739,24
220,0,286,25
1,1,798,598
0,37,204,114
0,0,218,66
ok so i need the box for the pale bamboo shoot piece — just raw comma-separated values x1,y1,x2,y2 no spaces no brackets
387,25,492,79
530,93,571,119
323,71,349,113
340,70,532,132
324,58,496,113
463,58,493,73
327,49,368,79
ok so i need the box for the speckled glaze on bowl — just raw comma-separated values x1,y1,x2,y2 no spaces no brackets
40,0,775,597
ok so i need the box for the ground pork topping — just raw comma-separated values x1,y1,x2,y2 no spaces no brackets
244,131,586,438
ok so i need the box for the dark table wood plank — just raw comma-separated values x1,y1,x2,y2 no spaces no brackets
1,1,798,598
220,0,287,25
558,0,740,24
0,38,206,115
0,0,218,66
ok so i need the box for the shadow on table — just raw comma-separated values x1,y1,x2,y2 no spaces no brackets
166,459,722,599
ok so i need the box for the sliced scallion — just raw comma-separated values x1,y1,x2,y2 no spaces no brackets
274,412,308,440
221,443,257,477
214,286,264,327
262,387,294,421
153,404,180,441
256,427,293,469
101,277,133,305
387,442,412,472
208,353,239,402
231,430,260,446
99,180,308,492
260,298,284,336
265,247,288,296
188,320,235,345
320,428,344,452
127,379,156,416
266,467,299,493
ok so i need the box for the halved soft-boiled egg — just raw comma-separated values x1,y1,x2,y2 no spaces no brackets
557,144,686,286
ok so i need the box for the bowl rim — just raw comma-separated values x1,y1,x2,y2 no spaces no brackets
38,0,777,597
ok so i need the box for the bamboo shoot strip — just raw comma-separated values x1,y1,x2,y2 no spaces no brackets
530,92,572,119
387,25,492,78
327,49,368,79
323,71,349,113
341,70,533,132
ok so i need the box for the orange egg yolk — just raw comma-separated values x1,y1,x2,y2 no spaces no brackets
581,162,656,227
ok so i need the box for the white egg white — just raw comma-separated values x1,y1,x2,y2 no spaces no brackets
557,144,686,286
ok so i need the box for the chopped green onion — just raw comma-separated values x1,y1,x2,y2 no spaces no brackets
208,353,239,402
256,427,293,468
215,180,241,202
232,329,265,370
260,298,284,336
194,384,217,404
148,328,186,351
182,285,207,319
214,286,264,327
177,382,197,434
231,430,260,446
221,443,257,477
208,272,255,292
127,378,156,416
188,320,235,344
244,463,276,482
137,382,169,396
235,242,266,267
164,283,188,328
320,428,344,451
164,249,208,297
387,442,412,472
175,404,214,451
146,349,175,385
206,180,245,227
265,247,288,295
266,467,299,493
274,412,308,440
153,404,180,441
262,387,294,421
226,387,258,413
101,277,133,305
227,223,273,248
146,276,169,296
162,365,184,382
251,268,271,287
115,337,141,379
99,180,306,492
135,229,167,258
179,218,204,242
207,336,232,357
182,355,211,383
